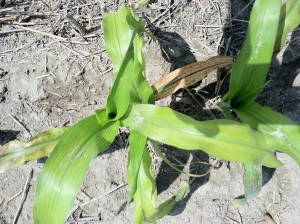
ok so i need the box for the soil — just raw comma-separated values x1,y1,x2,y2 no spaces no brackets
0,0,299,224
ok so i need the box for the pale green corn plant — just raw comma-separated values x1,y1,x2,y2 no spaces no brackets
221,0,300,204
32,7,281,224
0,2,296,224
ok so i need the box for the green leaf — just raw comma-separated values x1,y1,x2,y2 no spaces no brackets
33,113,119,224
227,0,281,107
0,128,68,173
235,102,300,167
243,164,262,199
133,186,145,224
139,0,150,6
121,104,282,168
133,141,157,223
103,6,135,76
152,180,192,220
127,12,155,105
235,164,262,205
127,131,148,204
274,0,300,55
103,6,153,121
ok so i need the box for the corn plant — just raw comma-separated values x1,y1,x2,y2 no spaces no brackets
0,1,299,223
220,0,300,203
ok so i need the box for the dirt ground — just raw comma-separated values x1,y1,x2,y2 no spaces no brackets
0,0,300,223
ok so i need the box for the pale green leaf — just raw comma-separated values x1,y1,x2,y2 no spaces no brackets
133,187,145,224
133,142,157,223
121,104,282,168
103,6,134,76
139,0,150,6
235,164,262,205
228,0,281,107
235,102,300,166
103,6,153,121
243,164,262,199
274,0,300,55
0,127,68,173
127,12,154,104
127,131,148,204
152,180,192,220
33,113,119,224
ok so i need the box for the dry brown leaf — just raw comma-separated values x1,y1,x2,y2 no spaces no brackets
152,56,233,100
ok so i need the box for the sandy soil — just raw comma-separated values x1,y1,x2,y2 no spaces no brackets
0,0,299,223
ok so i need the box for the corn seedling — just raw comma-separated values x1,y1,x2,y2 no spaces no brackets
0,1,299,223
221,0,300,204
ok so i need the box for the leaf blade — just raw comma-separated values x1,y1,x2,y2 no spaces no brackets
0,128,68,173
103,6,154,120
152,180,192,220
152,56,233,100
127,131,147,204
228,0,281,107
121,104,282,168
132,139,157,223
33,114,119,224
235,102,300,166
274,0,300,55
235,164,262,205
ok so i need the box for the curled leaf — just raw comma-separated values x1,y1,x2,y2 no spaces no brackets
132,138,157,223
103,6,153,121
152,56,233,100
127,131,148,205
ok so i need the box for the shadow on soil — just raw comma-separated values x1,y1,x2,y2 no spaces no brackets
0,130,19,145
259,28,300,120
